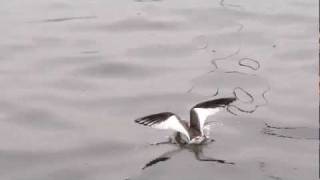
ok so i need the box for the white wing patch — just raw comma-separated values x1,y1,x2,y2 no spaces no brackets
193,108,220,135
203,124,211,138
151,116,190,141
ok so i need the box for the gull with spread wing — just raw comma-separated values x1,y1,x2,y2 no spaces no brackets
134,97,236,145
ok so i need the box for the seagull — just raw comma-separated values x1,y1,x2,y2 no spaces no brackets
134,97,236,145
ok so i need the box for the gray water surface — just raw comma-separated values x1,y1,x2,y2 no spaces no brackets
0,0,318,180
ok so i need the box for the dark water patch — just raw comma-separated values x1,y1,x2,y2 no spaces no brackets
173,8,241,29
48,78,99,91
134,0,162,2
254,12,316,25
95,93,198,113
126,43,194,58
259,161,266,171
265,64,316,75
0,44,36,55
289,1,317,8
48,2,72,10
174,7,316,26
75,62,174,79
268,175,282,180
0,141,134,176
38,55,105,70
283,31,318,40
45,55,104,65
98,17,184,32
0,101,74,130
80,50,99,54
207,31,272,47
32,37,63,47
31,16,97,23
275,48,316,61
32,167,92,180
5,107,75,130
0,141,132,161
268,103,316,121
17,92,197,116
191,71,268,89
298,62,318,74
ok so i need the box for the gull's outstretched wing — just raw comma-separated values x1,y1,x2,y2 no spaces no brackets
134,112,190,141
190,98,236,135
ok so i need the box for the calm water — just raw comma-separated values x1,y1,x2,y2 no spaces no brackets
0,0,318,180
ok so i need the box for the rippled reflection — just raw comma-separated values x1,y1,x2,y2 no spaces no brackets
141,142,234,170
262,123,318,140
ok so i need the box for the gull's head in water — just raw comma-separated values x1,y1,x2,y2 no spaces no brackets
134,97,236,145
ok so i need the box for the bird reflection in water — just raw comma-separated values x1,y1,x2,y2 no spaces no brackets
142,141,235,170
142,132,234,170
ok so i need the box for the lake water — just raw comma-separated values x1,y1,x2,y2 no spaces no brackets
0,0,318,180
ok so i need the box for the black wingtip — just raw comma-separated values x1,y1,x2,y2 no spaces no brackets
193,97,236,109
134,112,175,127
134,118,141,123
134,117,151,126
